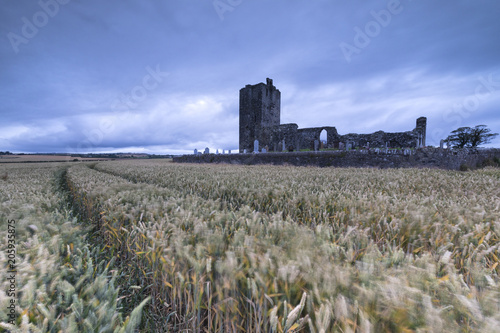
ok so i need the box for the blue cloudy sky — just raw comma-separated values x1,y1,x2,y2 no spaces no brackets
1,0,500,154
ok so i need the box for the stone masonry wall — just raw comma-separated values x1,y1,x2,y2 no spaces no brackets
239,78,427,153
174,148,500,171
338,130,417,149
239,79,281,152
297,127,338,150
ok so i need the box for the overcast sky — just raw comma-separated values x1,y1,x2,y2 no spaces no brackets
1,0,500,154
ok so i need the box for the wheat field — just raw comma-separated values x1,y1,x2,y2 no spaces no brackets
1,160,499,332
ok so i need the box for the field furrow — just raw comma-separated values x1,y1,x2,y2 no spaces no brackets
0,163,147,332
61,160,500,332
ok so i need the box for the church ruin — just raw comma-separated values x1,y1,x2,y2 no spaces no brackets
239,78,427,153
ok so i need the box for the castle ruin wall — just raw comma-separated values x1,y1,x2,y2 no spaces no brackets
239,78,427,153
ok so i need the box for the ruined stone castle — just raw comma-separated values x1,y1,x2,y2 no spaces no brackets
239,78,427,153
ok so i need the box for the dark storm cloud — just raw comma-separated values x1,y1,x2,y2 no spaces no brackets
1,0,499,154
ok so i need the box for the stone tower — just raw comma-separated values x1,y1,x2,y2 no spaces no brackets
239,78,281,152
415,117,427,147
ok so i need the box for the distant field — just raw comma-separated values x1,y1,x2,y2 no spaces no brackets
0,154,112,163
1,160,499,332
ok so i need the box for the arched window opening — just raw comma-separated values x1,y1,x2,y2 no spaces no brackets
320,129,327,148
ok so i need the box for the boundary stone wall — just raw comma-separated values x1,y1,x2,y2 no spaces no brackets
173,148,500,170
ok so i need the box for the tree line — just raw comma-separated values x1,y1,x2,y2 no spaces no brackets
446,125,498,148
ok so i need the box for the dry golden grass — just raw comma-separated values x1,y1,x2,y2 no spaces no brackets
2,160,499,332
62,160,500,332
0,163,148,332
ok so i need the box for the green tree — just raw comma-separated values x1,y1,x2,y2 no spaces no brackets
446,125,498,148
